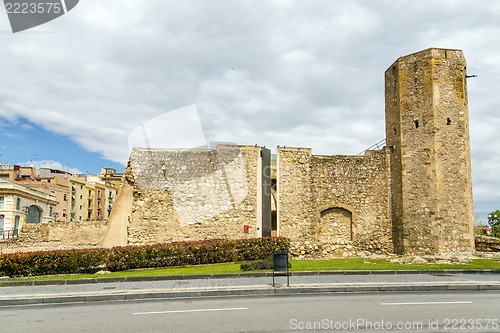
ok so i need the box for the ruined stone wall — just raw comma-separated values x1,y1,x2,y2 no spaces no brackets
2,48,477,258
475,235,500,252
0,221,108,253
277,147,393,259
385,48,474,255
127,145,266,244
276,148,315,255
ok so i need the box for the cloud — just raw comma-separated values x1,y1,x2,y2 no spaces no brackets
128,104,207,154
0,0,499,217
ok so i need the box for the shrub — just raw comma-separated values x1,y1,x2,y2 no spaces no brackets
104,237,289,271
0,248,108,277
240,255,292,271
240,259,274,271
0,237,290,277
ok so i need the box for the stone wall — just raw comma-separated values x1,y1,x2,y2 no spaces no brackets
1,48,477,259
475,235,500,252
0,221,108,253
277,147,393,259
127,145,269,244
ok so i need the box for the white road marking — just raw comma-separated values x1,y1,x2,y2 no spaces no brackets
133,307,248,315
381,301,472,306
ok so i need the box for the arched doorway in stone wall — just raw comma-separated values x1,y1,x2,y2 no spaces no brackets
319,207,353,243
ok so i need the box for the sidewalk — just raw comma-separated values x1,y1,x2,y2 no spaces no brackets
1,270,500,306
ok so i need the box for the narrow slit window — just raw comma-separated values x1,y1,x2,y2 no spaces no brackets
414,120,419,128
447,118,452,125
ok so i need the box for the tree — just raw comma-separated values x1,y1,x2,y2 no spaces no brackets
487,210,500,238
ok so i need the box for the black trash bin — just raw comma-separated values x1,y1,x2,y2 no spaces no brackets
272,252,289,286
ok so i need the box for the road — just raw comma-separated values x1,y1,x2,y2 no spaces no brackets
1,292,499,332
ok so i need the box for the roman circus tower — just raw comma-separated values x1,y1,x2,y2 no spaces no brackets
385,48,474,255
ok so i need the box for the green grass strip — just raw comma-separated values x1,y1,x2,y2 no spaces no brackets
3,258,499,283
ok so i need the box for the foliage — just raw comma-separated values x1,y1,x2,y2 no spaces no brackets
487,210,500,237
240,255,292,271
0,248,108,277
240,259,274,271
0,237,289,277
494,225,500,238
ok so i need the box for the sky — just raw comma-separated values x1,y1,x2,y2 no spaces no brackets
0,0,499,221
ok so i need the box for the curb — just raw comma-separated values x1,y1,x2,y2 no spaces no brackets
2,283,500,306
1,269,500,287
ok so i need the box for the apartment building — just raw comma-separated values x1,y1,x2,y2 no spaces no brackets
0,178,57,239
16,176,70,222
2,165,122,223
87,168,121,220
0,165,36,181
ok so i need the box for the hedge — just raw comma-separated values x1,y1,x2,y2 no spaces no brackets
240,255,292,271
0,237,289,277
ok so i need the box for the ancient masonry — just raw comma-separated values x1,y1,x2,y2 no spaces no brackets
123,145,271,244
101,48,474,258
385,48,474,255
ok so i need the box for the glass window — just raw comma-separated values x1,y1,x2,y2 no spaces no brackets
0,196,4,209
14,216,20,237
16,198,21,210
26,205,41,224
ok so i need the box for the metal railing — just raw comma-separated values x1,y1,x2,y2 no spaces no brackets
0,229,18,240
357,138,387,156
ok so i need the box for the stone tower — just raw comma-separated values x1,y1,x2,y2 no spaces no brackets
385,48,474,255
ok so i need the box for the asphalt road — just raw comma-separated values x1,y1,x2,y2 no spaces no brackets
1,291,499,333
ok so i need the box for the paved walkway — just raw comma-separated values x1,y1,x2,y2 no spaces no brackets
1,271,499,306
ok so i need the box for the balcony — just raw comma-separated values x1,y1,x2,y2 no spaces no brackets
0,229,18,240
